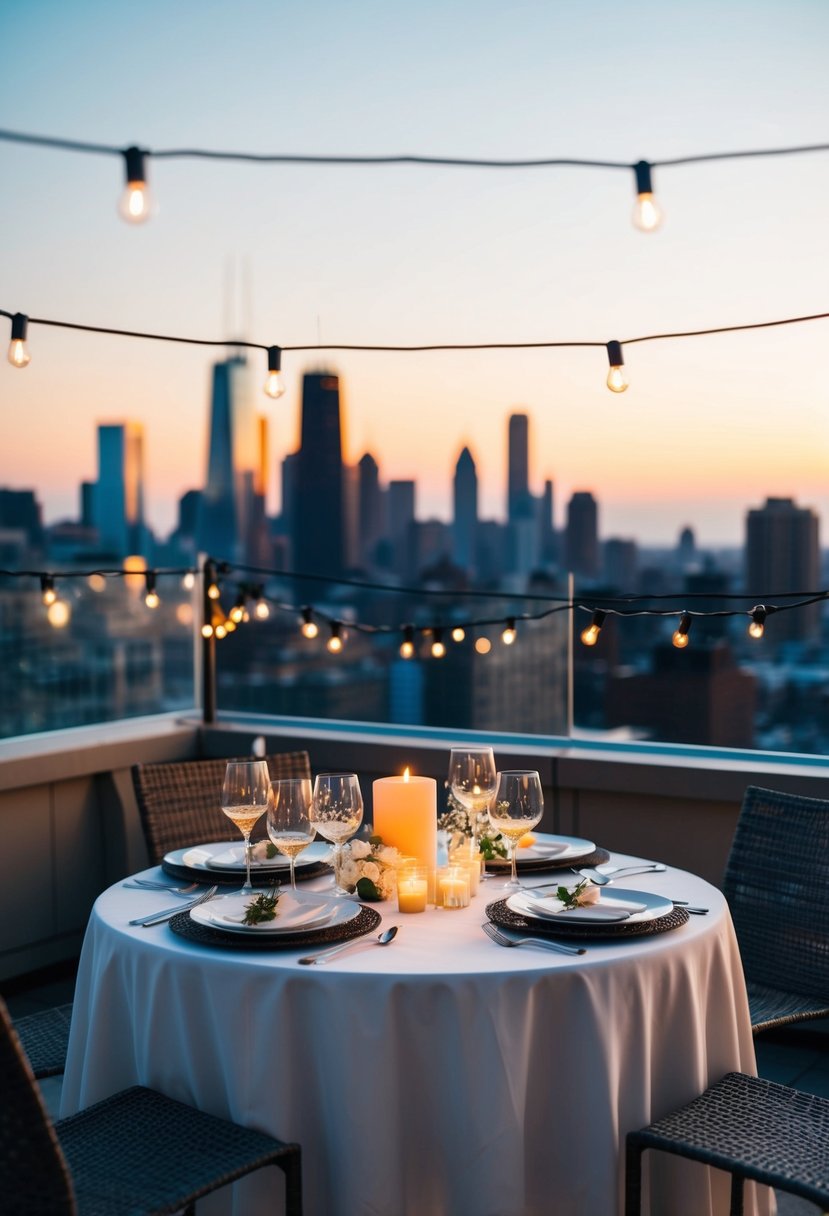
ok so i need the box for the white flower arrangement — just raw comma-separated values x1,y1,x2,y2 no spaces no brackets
335,832,401,901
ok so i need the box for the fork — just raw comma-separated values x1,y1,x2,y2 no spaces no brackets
482,921,586,956
124,879,200,895
130,885,219,927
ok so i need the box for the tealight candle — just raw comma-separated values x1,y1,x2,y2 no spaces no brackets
449,851,481,896
373,770,437,872
397,866,428,914
438,865,470,909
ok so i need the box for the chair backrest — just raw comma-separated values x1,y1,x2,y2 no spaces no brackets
723,785,829,1001
132,750,312,864
0,997,77,1214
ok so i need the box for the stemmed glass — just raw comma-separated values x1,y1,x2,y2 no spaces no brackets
267,778,315,893
448,745,497,874
487,770,544,891
309,773,364,896
220,760,273,895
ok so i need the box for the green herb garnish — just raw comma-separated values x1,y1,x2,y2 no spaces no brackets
356,876,381,901
243,888,280,925
265,842,279,859
556,879,589,909
478,832,508,861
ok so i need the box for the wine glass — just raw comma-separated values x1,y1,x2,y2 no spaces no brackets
448,745,497,874
267,778,315,892
220,760,273,895
488,770,544,890
309,773,363,896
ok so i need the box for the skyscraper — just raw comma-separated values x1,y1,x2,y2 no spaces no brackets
388,480,416,578
746,497,820,642
95,422,146,557
197,355,261,563
452,446,478,573
507,413,532,522
357,452,384,570
565,490,600,580
292,371,345,584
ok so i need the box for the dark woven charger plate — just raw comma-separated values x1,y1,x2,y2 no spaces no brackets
167,903,382,951
485,897,690,939
161,858,331,887
485,845,610,874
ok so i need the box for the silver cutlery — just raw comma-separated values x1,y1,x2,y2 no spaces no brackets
298,925,399,965
130,885,219,927
672,901,709,915
576,863,667,885
482,921,586,956
125,879,200,895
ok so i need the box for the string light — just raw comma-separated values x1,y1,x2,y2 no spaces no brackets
672,612,693,649
501,618,517,645
253,592,270,620
451,626,466,642
201,622,214,639
431,627,446,658
229,591,246,624
264,346,286,399
400,625,416,659
475,637,492,654
327,621,343,653
47,599,71,628
4,308,829,400
606,340,628,393
300,606,319,639
182,571,196,591
40,574,56,606
7,313,31,368
632,160,662,232
119,146,152,224
580,609,606,646
144,571,160,608
748,604,768,639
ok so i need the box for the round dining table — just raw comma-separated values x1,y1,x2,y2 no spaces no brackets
61,850,771,1216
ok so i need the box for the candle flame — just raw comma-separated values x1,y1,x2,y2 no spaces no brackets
403,767,410,782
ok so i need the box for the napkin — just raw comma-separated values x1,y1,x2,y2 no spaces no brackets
214,894,333,930
524,895,648,923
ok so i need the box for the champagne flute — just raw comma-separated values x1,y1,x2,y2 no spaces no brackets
448,745,497,875
220,760,273,895
309,773,363,896
488,770,544,890
267,777,315,892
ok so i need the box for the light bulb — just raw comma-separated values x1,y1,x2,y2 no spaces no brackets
182,572,196,591
47,600,71,629
41,575,56,606
474,637,492,655
327,622,343,653
8,313,31,368
606,340,628,393
672,613,692,649
748,605,767,640
580,610,606,647
264,346,286,399
300,607,319,638
201,623,214,639
144,572,159,608
254,599,270,620
400,626,415,659
229,602,245,624
215,623,227,639
431,628,446,658
119,147,152,224
451,626,465,643
207,582,221,600
501,619,517,645
632,161,663,232
224,618,237,633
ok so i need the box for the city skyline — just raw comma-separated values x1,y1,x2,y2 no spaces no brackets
3,3,829,545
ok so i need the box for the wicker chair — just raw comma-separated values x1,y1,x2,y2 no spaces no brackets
723,785,829,1034
0,996,302,1215
625,1071,829,1216
13,1002,74,1078
132,751,312,864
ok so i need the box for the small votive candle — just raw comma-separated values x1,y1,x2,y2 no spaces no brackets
438,865,471,909
448,850,481,896
397,865,428,914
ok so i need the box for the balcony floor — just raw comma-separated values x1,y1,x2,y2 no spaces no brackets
3,961,827,1214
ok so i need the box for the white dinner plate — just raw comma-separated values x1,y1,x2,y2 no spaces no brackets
191,890,359,935
507,886,674,926
165,841,332,873
487,832,596,866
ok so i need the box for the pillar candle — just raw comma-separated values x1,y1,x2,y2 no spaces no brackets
373,771,437,870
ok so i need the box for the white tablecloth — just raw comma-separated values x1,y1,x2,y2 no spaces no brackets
62,854,770,1216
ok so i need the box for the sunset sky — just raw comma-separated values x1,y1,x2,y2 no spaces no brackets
2,0,829,545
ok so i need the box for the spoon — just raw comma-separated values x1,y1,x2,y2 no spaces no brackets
577,863,666,886
298,925,399,965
